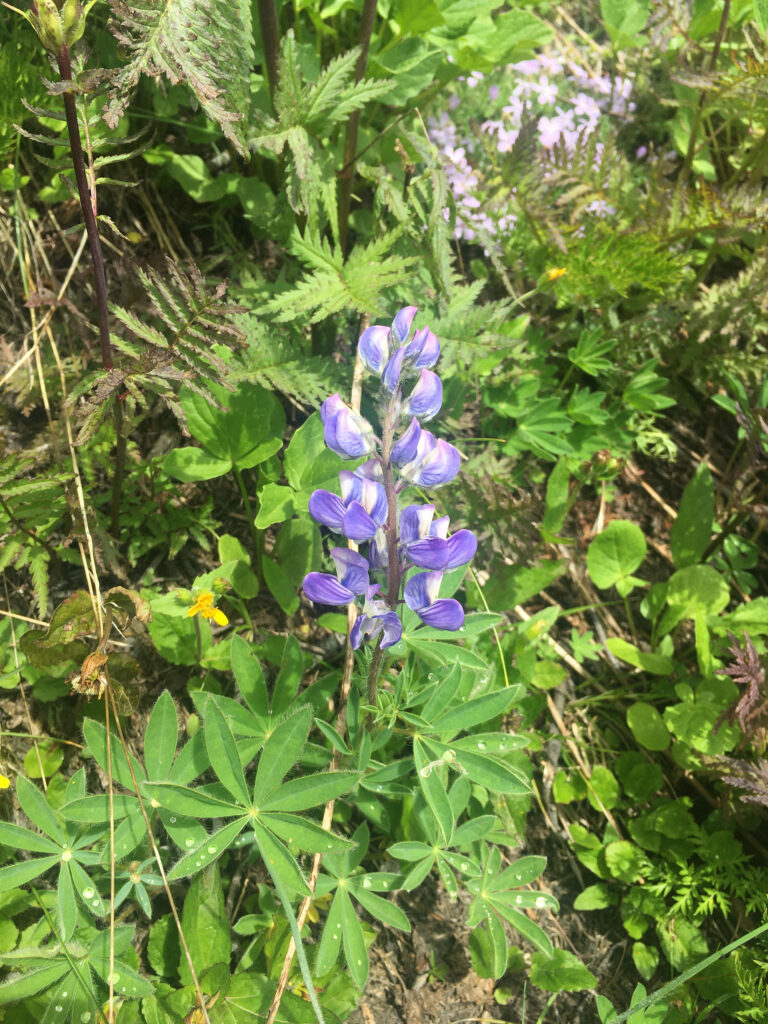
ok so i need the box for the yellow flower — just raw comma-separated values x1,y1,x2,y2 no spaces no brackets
188,591,229,627
546,266,567,281
0,775,10,790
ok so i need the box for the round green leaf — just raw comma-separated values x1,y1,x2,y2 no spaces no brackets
626,702,671,751
604,840,646,883
665,564,729,619
529,948,597,992
587,520,646,591
24,740,63,779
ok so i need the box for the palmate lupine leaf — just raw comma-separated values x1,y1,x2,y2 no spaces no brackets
104,0,253,153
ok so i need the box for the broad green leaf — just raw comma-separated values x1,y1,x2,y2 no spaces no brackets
0,822,59,854
89,954,154,997
259,771,357,813
426,740,531,795
169,732,210,785
587,520,646,592
230,635,270,719
339,886,368,988
110,809,148,861
605,841,646,883
470,918,506,979
756,0,768,37
204,699,250,806
670,463,714,568
252,706,311,802
16,775,66,845
431,686,525,736
414,739,454,846
272,635,303,716
452,815,498,845
573,883,617,911
254,483,296,529
0,855,60,892
388,841,433,861
263,555,300,615
144,691,178,780
180,865,231,986
143,783,243,819
164,446,232,481
168,817,249,881
606,638,675,676
195,692,265,741
253,822,309,896
530,948,597,991
69,859,107,917
586,765,620,812
158,807,208,852
626,703,671,752
179,382,285,471
284,412,342,495
664,564,730,624
632,942,659,982
24,740,63,780
264,812,351,854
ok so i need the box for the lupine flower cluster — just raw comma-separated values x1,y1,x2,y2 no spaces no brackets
427,54,637,247
302,308,476,651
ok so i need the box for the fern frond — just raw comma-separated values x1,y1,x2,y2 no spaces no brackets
105,0,253,154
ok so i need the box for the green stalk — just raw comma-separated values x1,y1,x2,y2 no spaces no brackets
269,868,326,1024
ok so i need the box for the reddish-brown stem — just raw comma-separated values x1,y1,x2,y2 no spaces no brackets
57,45,112,372
338,0,378,254
256,0,280,106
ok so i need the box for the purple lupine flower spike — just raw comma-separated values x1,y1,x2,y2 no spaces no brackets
382,348,405,394
358,325,390,375
321,394,376,459
350,585,402,649
399,504,437,546
403,369,442,421
399,430,461,487
303,548,369,606
309,471,387,542
404,571,464,630
391,306,418,344
407,529,477,571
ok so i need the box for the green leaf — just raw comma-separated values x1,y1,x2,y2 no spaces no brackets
664,565,730,624
756,0,768,36
0,822,59,854
495,855,547,889
542,457,570,537
316,890,343,976
430,686,525,736
57,861,76,940
144,691,178,780
60,793,138,822
168,817,249,881
204,698,250,806
16,775,66,844
670,463,714,568
604,840,646,883
350,881,410,932
414,739,454,846
470,918,507,979
586,765,620,812
180,865,231,985
632,941,659,982
264,813,351,854
23,740,63,780
587,520,646,592
573,883,617,911
427,740,531,795
179,382,285,471
254,484,297,529
626,702,671,752
0,855,60,892
263,555,299,615
0,962,69,1004
164,446,232,481
339,885,368,987
260,772,357,813
253,822,309,896
143,783,244,819
530,948,597,991
252,706,311,802
606,638,675,676
272,635,303,716
230,635,269,719
284,412,343,496
82,719,146,790
656,917,707,971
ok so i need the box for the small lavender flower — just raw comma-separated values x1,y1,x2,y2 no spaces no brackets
302,308,476,661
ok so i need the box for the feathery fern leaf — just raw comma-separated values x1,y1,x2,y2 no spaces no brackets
105,0,253,153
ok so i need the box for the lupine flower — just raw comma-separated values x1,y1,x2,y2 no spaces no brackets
350,586,402,650
303,548,369,606
309,470,387,541
404,327,440,369
391,306,418,344
402,369,442,421
321,394,376,459
358,325,391,375
397,428,461,488
404,571,464,630
188,591,228,627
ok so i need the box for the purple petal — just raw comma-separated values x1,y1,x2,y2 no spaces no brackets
431,515,450,539
379,612,403,648
354,459,383,482
399,504,435,545
391,306,418,344
417,598,464,631
342,473,387,524
445,530,477,569
342,501,378,541
330,548,369,595
303,572,357,606
326,407,376,459
382,347,405,394
404,327,440,369
404,571,443,612
406,537,451,570
406,438,461,488
350,614,367,649
308,490,346,532
358,325,390,375
404,369,442,421
320,393,345,426
368,530,388,570
391,417,422,466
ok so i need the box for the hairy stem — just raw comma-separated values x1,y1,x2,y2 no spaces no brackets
58,46,126,534
257,0,280,105
338,0,378,254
